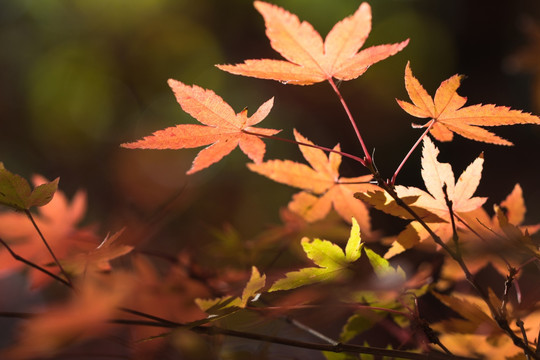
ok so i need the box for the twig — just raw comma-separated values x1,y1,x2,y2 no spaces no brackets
24,209,72,287
442,184,460,257
327,78,372,166
534,329,540,358
461,216,512,268
0,310,480,359
501,267,518,318
516,319,531,360
391,119,435,185
242,129,366,166
284,316,339,346
0,237,72,288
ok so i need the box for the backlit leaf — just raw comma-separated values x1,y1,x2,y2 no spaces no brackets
217,2,408,85
270,218,364,291
122,81,280,174
397,62,540,145
249,129,377,230
383,137,486,256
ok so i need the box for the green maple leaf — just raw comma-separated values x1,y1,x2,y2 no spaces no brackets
0,163,59,211
269,218,363,291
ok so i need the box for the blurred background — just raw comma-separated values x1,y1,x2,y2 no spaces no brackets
1,0,540,258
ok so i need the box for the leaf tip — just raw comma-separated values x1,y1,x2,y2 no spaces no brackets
167,78,180,88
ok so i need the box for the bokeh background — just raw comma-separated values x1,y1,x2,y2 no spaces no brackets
1,0,540,257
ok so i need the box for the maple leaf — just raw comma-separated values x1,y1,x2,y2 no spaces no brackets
381,137,486,257
122,80,281,174
217,2,409,85
195,266,266,318
0,163,58,211
440,184,540,282
397,62,540,145
461,184,540,263
270,218,404,291
269,218,364,291
61,228,134,275
248,129,378,230
0,175,99,287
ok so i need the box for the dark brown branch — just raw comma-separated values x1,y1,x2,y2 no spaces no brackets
516,319,531,360
442,184,460,256
0,237,72,288
0,311,478,360
24,209,72,286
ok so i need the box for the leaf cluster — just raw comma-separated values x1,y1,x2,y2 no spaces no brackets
1,2,540,360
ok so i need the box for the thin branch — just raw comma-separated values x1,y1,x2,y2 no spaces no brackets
501,267,518,318
24,209,72,286
327,78,372,166
242,129,366,166
0,311,479,360
0,237,72,288
251,303,409,318
284,316,338,346
192,324,477,360
391,119,435,185
0,236,207,334
458,215,512,268
118,307,181,327
442,184,461,257
516,319,531,360
536,326,540,357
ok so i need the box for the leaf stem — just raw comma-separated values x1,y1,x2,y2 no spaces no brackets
242,129,366,166
23,209,72,287
456,215,512,269
327,78,372,166
391,119,435,185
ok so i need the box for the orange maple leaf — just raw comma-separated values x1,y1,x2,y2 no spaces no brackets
248,130,378,232
386,137,486,257
217,2,409,85
122,80,281,174
0,176,99,287
397,62,540,145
